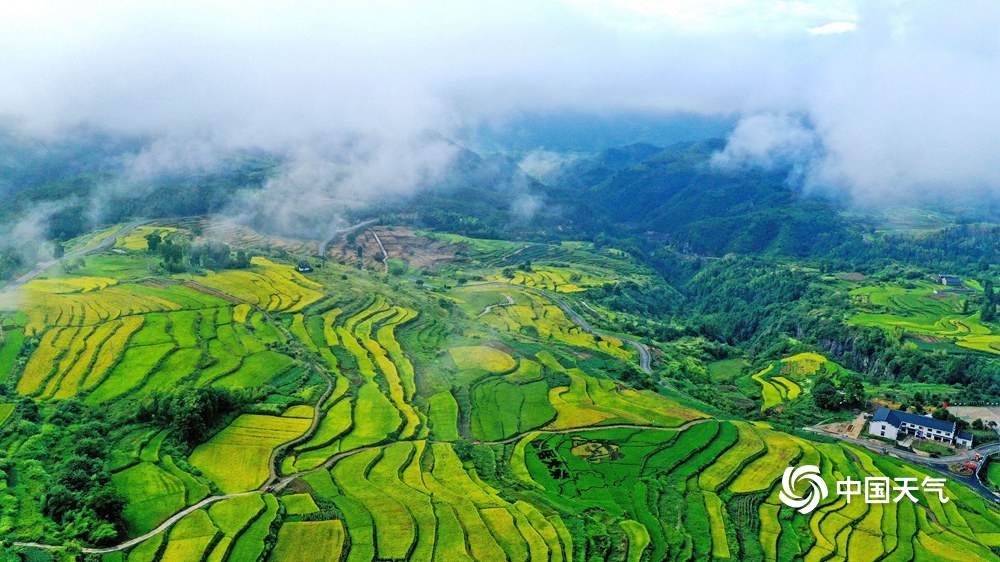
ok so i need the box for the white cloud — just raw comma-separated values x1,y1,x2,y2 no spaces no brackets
0,0,995,210
711,114,818,171
808,21,858,36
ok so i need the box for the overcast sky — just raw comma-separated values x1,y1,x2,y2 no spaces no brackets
0,0,997,205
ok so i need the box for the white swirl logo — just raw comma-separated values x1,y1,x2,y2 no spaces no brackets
779,465,828,514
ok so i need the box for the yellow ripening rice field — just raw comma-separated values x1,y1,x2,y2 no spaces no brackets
189,257,323,312
189,414,311,493
449,345,517,373
498,268,589,293
14,281,227,335
116,226,177,250
780,352,827,377
27,277,119,294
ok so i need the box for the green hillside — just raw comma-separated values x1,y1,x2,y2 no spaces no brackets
2,219,1000,561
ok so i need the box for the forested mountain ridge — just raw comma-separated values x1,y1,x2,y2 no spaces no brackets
547,140,855,257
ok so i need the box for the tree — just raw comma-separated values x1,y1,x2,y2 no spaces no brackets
812,380,839,410
984,280,996,322
840,374,866,408
144,233,162,252
233,250,251,269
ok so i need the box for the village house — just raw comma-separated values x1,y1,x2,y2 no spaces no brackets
938,274,963,286
868,406,973,448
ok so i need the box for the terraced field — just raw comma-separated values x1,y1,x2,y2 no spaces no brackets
12,271,297,403
459,285,634,362
850,282,1000,353
493,266,595,293
750,353,844,410
3,225,1000,561
0,403,14,427
190,414,312,493
189,257,324,313
116,226,178,251
514,420,1000,561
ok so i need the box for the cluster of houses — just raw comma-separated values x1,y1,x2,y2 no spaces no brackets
868,406,974,448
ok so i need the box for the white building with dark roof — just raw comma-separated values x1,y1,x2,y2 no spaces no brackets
869,406,973,447
938,275,963,286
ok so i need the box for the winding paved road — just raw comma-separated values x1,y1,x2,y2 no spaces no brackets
316,219,378,256
263,364,335,488
2,219,155,293
478,294,514,317
807,427,1000,502
368,228,389,274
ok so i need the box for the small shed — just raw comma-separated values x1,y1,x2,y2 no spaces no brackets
938,275,963,286
296,262,313,273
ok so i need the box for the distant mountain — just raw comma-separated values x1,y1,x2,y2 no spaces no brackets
464,111,735,152
0,127,276,240
548,141,854,256
0,125,851,257
361,145,553,240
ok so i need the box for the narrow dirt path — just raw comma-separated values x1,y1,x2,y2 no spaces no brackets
13,491,256,554
478,294,514,317
262,362,335,488
477,418,712,445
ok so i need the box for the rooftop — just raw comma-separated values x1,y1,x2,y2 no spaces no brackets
872,406,956,433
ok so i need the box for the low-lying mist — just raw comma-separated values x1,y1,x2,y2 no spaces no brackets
0,1,996,259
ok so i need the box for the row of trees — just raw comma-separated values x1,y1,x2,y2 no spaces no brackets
145,233,252,273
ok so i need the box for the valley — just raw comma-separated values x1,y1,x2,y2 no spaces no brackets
4,218,1000,561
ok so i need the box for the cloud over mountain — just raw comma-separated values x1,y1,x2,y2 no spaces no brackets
0,0,996,208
